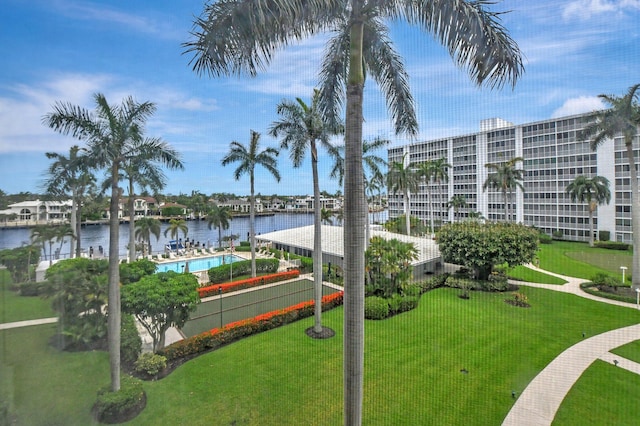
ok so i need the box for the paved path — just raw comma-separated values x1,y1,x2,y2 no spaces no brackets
502,266,640,425
0,317,58,330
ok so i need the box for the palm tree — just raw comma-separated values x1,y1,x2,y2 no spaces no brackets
321,208,334,225
221,131,280,277
448,194,467,222
30,225,58,266
207,204,233,249
121,139,183,262
185,2,522,422
54,224,74,259
483,157,525,222
135,217,162,256
43,145,95,258
418,158,451,235
387,155,419,236
565,175,611,247
581,84,640,286
43,93,179,392
270,89,342,337
163,218,188,242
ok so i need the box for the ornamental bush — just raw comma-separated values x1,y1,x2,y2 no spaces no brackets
593,241,630,251
134,353,167,377
207,258,279,283
121,314,142,368
93,375,145,423
198,270,300,298
364,296,390,320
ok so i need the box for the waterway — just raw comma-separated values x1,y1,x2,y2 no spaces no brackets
0,210,388,259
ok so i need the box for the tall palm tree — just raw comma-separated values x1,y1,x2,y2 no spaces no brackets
448,194,467,222
30,225,58,266
483,157,525,222
207,204,233,249
221,131,280,277
135,217,162,256
269,89,342,337
185,2,522,422
581,84,640,287
418,158,451,235
43,145,95,258
43,93,179,392
321,208,334,225
565,175,611,247
387,154,419,236
121,139,183,262
163,218,188,242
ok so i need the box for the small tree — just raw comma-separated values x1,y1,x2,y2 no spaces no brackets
365,236,418,298
437,221,539,280
0,245,40,283
122,271,199,352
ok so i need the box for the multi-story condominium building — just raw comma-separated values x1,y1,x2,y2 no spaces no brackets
388,112,639,243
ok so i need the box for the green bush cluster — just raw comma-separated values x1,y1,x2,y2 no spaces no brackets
207,258,279,283
593,241,630,251
120,259,157,285
18,281,46,296
414,274,449,292
538,233,552,244
364,296,389,320
599,230,611,241
590,272,622,287
121,314,142,368
94,375,145,423
134,353,167,377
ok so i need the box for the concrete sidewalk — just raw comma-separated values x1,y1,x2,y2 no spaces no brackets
502,267,640,425
0,317,57,330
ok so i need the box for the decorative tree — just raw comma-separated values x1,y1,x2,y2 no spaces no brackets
565,175,611,247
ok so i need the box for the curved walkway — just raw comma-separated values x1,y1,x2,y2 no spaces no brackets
502,265,640,425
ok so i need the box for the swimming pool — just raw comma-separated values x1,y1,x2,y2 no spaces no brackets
155,254,243,273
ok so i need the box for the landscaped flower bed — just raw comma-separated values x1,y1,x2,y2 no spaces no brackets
160,291,343,361
198,269,300,298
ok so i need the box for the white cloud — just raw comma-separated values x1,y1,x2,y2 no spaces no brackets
562,0,640,21
551,96,605,117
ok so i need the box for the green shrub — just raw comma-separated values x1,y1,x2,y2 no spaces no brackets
593,241,630,251
552,230,563,240
134,353,167,377
19,281,46,296
207,258,279,283
364,296,389,320
415,274,449,292
387,294,403,314
121,315,142,368
599,230,611,242
239,241,250,247
399,295,419,313
402,284,422,297
94,375,145,423
590,272,621,287
538,233,552,244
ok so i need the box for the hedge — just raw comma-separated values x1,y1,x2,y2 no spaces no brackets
208,258,279,283
198,270,300,298
593,241,630,251
160,292,344,361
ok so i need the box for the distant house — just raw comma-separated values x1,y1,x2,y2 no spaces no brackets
219,198,264,214
120,196,158,218
0,199,72,223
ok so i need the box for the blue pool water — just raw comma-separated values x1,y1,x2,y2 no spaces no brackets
156,254,242,273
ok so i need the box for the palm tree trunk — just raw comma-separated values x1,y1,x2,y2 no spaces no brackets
344,14,365,426
588,204,595,247
128,181,136,263
404,190,411,235
70,188,78,258
249,173,256,277
75,200,83,258
107,163,121,392
503,189,509,222
625,142,640,290
428,186,434,236
311,142,324,334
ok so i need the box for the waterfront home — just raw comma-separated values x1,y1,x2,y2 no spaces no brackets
0,199,72,224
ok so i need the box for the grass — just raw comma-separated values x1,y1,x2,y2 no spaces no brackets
537,241,632,280
610,339,640,364
553,360,640,425
0,270,55,323
3,286,639,425
508,265,567,284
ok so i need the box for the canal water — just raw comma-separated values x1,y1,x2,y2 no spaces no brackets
0,211,388,259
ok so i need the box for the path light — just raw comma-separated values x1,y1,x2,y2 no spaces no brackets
219,287,223,328
621,266,627,285
614,359,619,367
635,288,640,309
511,390,516,399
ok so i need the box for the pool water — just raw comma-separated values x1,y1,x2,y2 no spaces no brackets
156,254,243,273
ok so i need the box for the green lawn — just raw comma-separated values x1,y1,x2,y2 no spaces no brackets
3,286,638,425
537,241,632,280
508,265,567,284
553,360,640,425
610,339,640,364
0,270,55,323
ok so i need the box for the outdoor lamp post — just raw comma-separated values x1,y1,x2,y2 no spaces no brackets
219,287,223,328
621,266,628,285
635,288,639,309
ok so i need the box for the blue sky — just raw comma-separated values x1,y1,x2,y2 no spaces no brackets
1,0,639,197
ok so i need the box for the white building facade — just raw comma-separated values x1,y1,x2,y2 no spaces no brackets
388,113,637,243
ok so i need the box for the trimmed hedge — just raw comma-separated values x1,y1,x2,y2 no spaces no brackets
198,270,300,298
93,375,145,423
593,241,630,250
364,296,389,320
160,292,344,361
207,258,279,283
